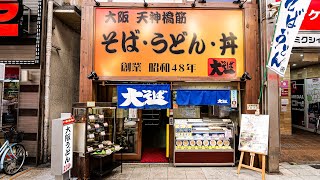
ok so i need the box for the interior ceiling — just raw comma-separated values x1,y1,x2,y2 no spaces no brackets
289,51,320,70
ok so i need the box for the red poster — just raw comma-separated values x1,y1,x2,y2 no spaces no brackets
276,0,320,30
300,0,320,30
0,0,23,37
281,88,289,96
207,58,236,78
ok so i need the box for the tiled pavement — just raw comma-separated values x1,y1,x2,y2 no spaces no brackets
281,128,320,163
2,162,320,180
0,128,319,179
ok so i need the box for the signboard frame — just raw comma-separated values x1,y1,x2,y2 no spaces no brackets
51,116,75,177
93,8,245,81
237,114,269,180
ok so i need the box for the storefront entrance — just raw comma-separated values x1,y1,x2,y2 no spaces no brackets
279,51,320,163
141,109,168,163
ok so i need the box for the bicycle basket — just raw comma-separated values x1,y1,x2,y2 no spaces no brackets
4,131,24,143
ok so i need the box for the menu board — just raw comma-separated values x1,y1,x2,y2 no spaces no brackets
239,114,269,155
173,106,200,119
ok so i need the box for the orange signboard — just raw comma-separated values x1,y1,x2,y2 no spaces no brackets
94,8,244,79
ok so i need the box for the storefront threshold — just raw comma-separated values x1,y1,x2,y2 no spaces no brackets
123,162,170,165
121,162,172,168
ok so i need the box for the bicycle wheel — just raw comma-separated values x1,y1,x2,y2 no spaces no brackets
3,144,26,175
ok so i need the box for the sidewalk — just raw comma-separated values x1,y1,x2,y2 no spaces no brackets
1,162,319,180
281,128,320,163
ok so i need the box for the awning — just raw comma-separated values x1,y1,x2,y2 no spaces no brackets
176,90,230,106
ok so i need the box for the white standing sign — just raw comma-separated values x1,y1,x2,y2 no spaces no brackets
267,0,311,76
239,114,269,155
62,118,74,173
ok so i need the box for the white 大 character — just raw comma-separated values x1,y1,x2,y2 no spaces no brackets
142,90,169,106
120,88,144,107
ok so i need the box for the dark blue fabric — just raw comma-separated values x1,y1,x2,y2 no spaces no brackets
176,90,230,106
117,84,171,109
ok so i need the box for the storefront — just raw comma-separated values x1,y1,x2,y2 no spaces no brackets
278,0,320,135
278,0,320,164
0,0,43,164
74,0,260,178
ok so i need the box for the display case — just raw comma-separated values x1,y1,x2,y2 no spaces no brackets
72,102,122,177
174,118,235,166
115,109,139,154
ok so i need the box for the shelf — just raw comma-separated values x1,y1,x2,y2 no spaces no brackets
144,124,159,126
143,119,159,121
174,163,235,166
175,149,234,152
3,80,19,83
175,137,232,140
191,131,225,134
187,123,228,126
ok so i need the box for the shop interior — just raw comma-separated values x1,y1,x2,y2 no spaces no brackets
141,109,168,163
95,84,170,163
1,67,20,128
280,51,320,163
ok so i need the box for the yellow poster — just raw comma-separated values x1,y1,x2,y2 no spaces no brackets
94,8,244,79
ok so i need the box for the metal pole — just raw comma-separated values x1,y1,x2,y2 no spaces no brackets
259,0,280,173
44,0,54,163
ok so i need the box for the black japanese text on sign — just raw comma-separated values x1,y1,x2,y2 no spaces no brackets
94,9,244,78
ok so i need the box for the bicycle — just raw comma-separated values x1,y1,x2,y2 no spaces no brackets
0,127,26,175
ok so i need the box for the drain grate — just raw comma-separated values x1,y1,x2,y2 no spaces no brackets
310,165,320,169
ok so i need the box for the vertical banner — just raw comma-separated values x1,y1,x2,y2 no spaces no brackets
291,79,305,127
62,118,74,174
0,63,5,81
267,0,311,76
230,90,237,108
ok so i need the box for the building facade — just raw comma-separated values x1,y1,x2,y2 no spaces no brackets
0,0,81,164
0,0,43,164
74,0,261,178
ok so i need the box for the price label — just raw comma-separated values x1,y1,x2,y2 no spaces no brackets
87,101,95,107
98,144,104,149
87,147,94,152
225,130,232,139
